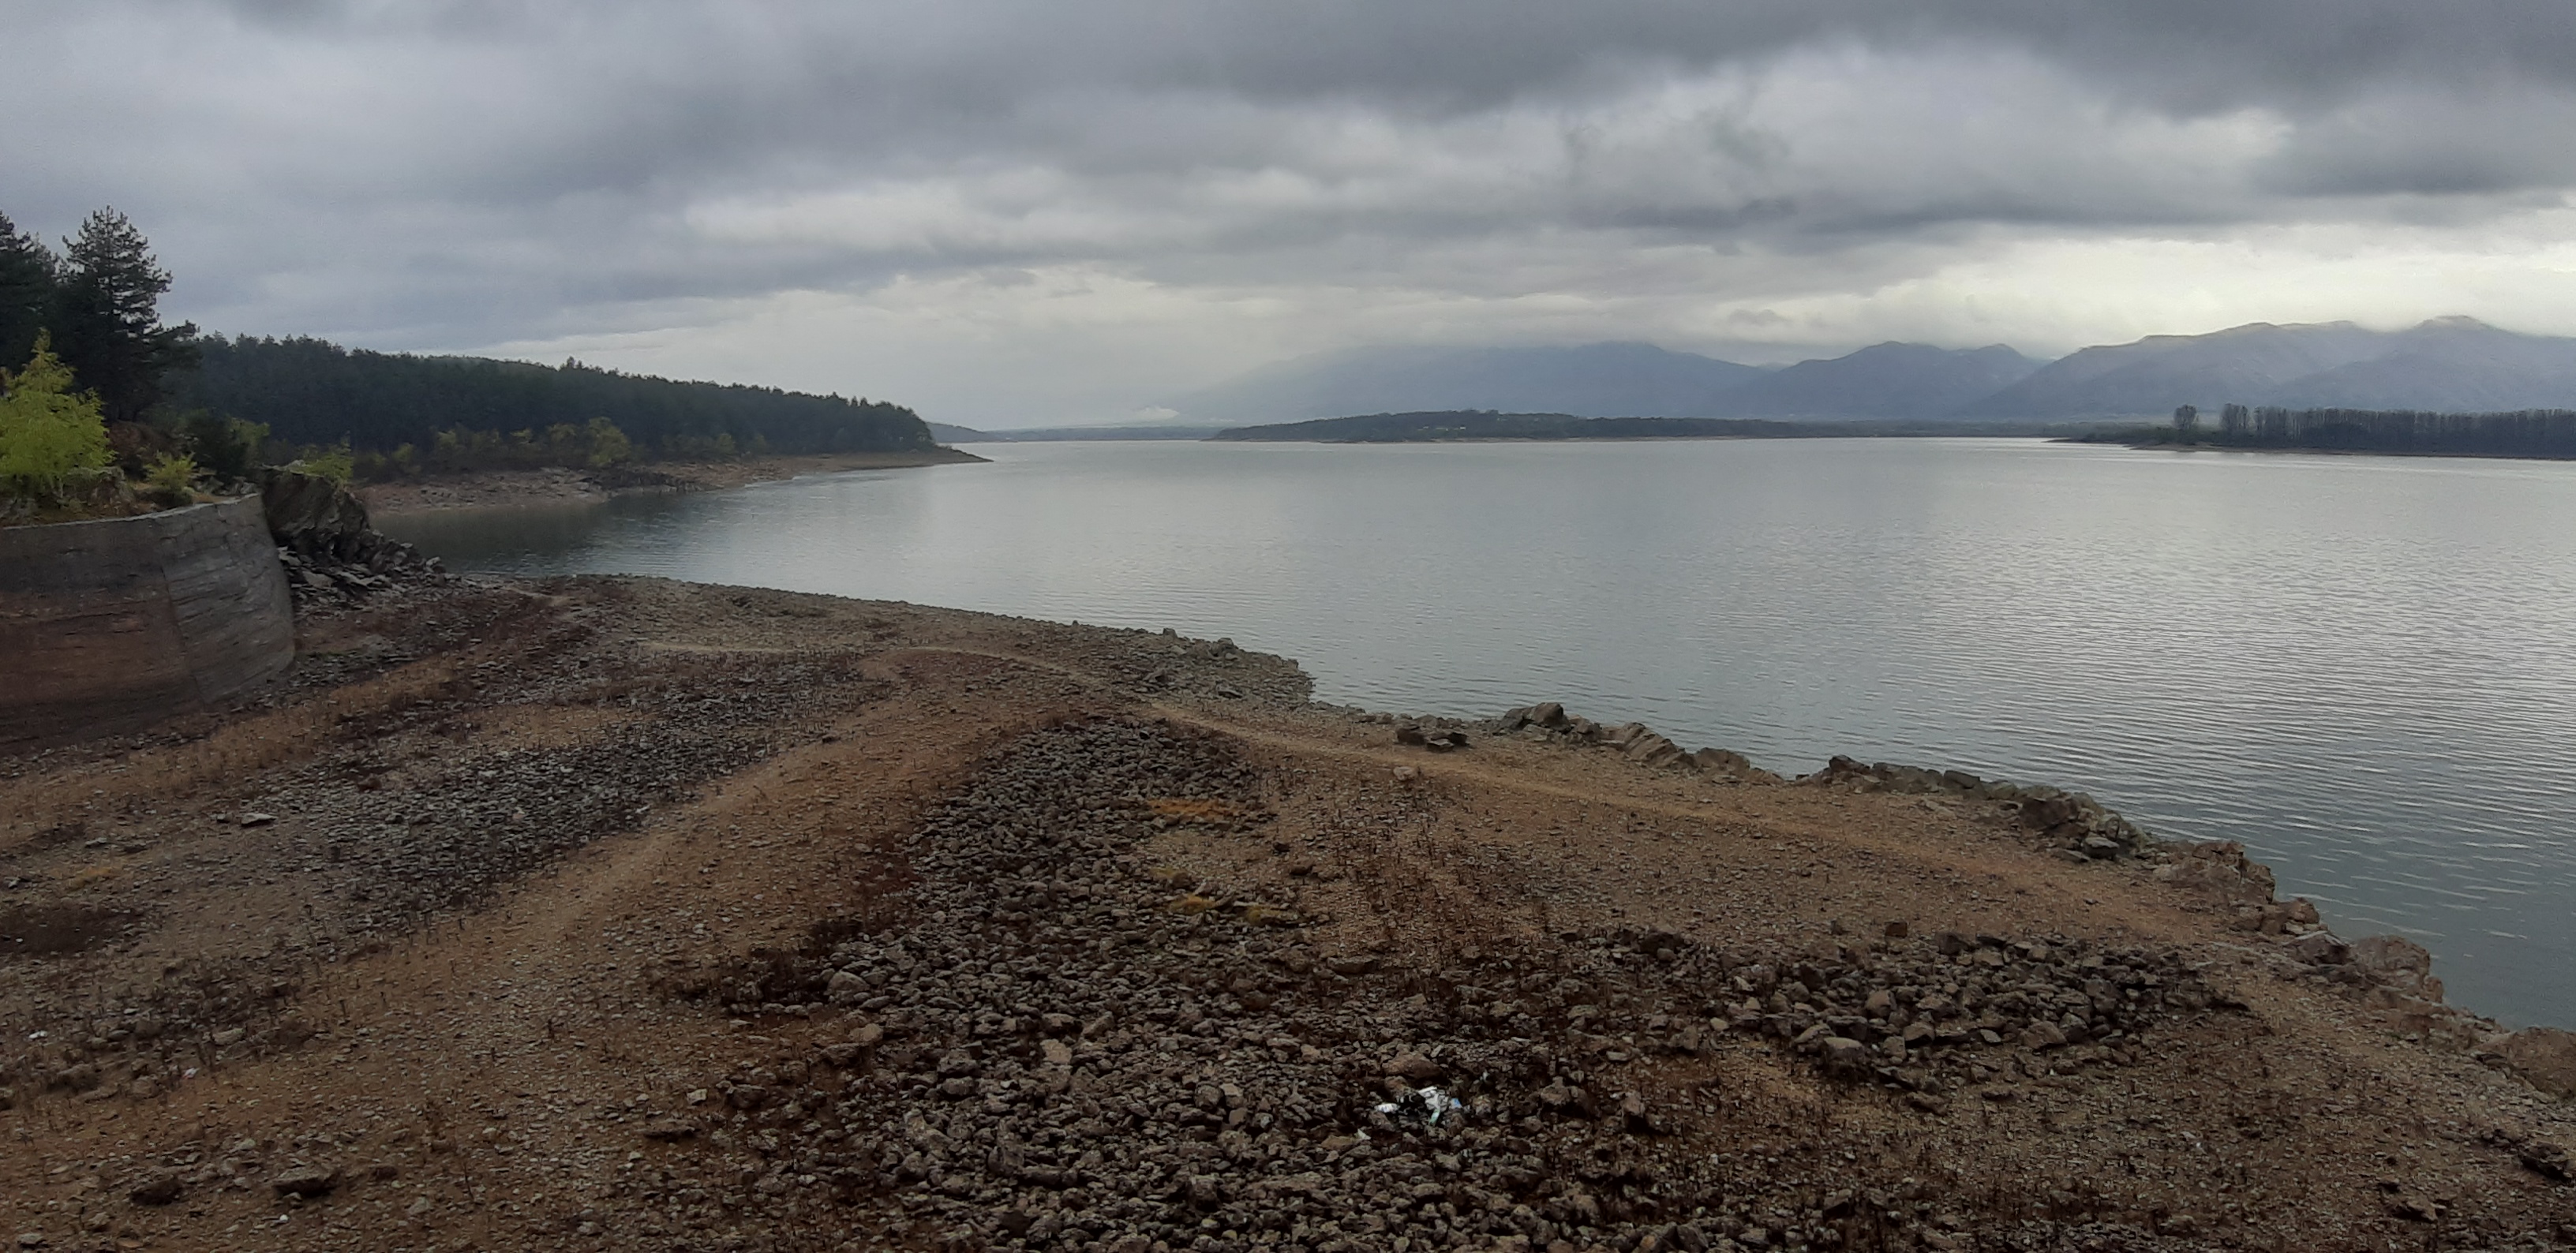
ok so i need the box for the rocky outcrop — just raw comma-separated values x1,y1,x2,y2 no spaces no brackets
2180,851,2528,1061
2154,840,2337,934
2496,1028,2576,1099
1489,703,1784,782
1471,701,2576,1106
260,469,444,604
1794,755,2168,861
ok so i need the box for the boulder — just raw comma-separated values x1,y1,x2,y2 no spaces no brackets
2349,935,2441,1000
1383,1052,1444,1083
1690,747,1755,775
260,468,440,592
2498,1027,2576,1099
270,1164,339,1198
2020,1021,2068,1050
2286,933,2351,965
2153,842,2279,907
261,470,371,553
1623,734,1686,766
1818,1036,1870,1072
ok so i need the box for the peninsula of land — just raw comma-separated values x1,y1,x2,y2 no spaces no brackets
3,568,2573,1253
354,447,987,517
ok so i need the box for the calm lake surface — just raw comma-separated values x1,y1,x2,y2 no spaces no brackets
384,438,2576,1027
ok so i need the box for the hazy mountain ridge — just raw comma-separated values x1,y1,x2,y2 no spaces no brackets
1169,342,1769,424
2268,317,2576,412
1166,319,2576,426
1968,321,2402,417
1705,341,2039,418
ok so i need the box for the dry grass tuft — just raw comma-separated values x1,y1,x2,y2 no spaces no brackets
1145,797,1241,824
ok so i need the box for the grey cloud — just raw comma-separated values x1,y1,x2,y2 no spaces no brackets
6,0,2574,397
2258,87,2576,196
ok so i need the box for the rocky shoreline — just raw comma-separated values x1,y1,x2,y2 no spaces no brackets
2,577,2572,1251
1376,701,2574,1101
354,447,987,518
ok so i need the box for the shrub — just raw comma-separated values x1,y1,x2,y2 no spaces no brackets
180,410,266,485
292,444,354,484
585,417,635,467
0,334,112,504
143,452,197,499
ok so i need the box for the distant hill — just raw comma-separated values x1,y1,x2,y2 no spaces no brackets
1962,318,2576,418
1179,320,2576,429
1965,322,2390,418
1212,412,1835,443
178,335,935,456
1705,342,2039,418
1168,342,1769,424
1174,339,2041,425
2272,317,2576,412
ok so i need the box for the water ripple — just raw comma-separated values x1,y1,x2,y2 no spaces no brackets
386,439,2576,1027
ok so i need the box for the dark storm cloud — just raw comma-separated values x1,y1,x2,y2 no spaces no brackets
4,0,2573,405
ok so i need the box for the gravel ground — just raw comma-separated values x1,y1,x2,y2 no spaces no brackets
1,575,2570,1253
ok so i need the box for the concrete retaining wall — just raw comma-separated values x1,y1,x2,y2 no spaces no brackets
0,496,295,750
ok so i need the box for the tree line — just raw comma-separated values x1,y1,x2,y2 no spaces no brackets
2,208,198,428
2,204,937,516
172,335,938,477
2115,403,2576,458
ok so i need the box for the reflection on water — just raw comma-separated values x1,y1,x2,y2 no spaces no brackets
385,438,2576,1027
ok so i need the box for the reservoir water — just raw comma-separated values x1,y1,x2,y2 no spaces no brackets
382,437,2576,1028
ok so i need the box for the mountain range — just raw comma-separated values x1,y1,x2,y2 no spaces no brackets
1168,342,1766,425
1161,318,2576,425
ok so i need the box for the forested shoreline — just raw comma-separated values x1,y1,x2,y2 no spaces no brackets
2,205,938,521
2090,404,2576,459
174,335,937,478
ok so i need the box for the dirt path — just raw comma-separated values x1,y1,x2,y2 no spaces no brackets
2,576,2569,1253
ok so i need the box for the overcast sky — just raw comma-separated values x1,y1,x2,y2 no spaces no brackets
8,1,2576,426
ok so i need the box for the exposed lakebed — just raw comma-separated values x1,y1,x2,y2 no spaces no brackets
382,436,2576,1027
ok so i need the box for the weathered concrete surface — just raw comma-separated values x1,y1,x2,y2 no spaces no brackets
0,496,294,750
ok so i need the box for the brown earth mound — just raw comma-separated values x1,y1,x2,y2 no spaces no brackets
1,575,2570,1253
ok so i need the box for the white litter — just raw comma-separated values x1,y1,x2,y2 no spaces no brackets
1373,1085,1466,1130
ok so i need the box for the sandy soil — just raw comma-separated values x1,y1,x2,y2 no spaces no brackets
355,449,987,517
1,577,2570,1253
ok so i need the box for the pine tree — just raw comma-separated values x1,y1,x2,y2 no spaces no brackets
51,208,197,425
0,211,56,376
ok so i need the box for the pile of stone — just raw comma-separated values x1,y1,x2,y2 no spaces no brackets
1751,930,2226,1097
260,469,444,604
1129,629,1310,705
1491,704,1780,782
1797,756,2162,861
650,717,2246,1253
